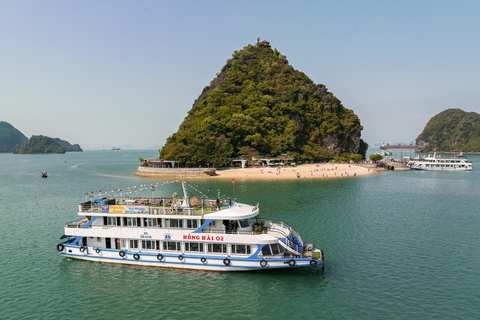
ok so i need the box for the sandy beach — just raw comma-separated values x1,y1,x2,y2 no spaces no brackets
209,163,377,181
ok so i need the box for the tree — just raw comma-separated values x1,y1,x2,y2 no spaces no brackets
369,154,383,162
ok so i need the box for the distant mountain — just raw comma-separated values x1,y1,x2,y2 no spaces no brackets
0,121,28,152
13,135,66,154
52,138,83,152
416,108,480,152
161,41,366,167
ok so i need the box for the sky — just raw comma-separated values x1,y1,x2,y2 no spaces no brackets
1,1,480,150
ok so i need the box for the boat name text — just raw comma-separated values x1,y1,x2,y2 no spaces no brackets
183,234,224,241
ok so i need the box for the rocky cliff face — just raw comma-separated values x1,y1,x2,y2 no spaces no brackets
416,108,480,152
161,42,365,167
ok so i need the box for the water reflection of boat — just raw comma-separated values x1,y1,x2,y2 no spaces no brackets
56,181,324,271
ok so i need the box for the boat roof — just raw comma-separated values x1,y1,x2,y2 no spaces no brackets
204,203,259,220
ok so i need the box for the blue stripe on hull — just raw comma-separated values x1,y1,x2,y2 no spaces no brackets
58,251,319,271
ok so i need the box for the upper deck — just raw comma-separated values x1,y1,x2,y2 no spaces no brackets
79,196,259,221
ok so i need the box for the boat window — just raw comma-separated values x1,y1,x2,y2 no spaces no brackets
121,239,127,248
239,219,250,228
163,241,181,251
231,244,251,255
129,239,138,249
186,219,199,229
261,245,271,256
165,219,183,228
142,240,158,250
208,243,227,254
144,218,159,227
271,243,281,255
106,217,117,226
126,217,137,227
185,242,204,253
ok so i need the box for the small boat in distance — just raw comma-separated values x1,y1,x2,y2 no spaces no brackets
111,148,121,151
407,152,472,171
456,152,467,159
41,171,48,178
56,181,324,271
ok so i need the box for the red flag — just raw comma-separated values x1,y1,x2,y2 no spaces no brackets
232,178,235,185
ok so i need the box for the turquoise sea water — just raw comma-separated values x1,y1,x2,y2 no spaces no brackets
0,150,479,319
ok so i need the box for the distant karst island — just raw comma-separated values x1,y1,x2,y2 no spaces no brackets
138,39,368,176
416,108,480,152
0,121,82,154
0,121,28,152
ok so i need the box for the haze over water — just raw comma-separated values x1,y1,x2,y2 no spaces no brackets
0,150,479,319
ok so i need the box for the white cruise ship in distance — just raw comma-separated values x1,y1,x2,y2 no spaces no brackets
407,152,472,171
57,181,324,271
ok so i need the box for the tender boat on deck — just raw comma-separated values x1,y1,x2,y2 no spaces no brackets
57,181,324,271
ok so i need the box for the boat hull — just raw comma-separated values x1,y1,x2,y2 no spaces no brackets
410,166,472,171
59,245,323,271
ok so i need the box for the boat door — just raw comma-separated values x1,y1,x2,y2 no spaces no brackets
116,238,121,249
106,238,111,249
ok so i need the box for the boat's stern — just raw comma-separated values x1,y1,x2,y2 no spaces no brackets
303,243,325,269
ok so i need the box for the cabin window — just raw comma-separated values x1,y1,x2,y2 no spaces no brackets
208,243,227,254
129,239,138,249
261,245,272,256
231,244,251,255
127,217,137,227
107,217,117,226
121,239,127,248
163,241,181,251
185,242,204,253
271,243,282,255
144,218,159,227
142,240,159,250
186,219,199,229
165,219,183,228
239,219,250,228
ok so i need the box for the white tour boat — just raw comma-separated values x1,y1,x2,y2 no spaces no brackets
407,153,472,171
57,181,324,271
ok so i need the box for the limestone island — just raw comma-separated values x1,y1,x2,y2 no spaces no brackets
136,39,372,180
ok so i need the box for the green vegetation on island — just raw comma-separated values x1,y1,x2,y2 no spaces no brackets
0,121,28,152
416,108,480,152
52,138,83,152
161,41,366,167
13,135,66,154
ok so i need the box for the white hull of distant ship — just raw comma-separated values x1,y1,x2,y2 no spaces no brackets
407,153,472,171
57,182,324,271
